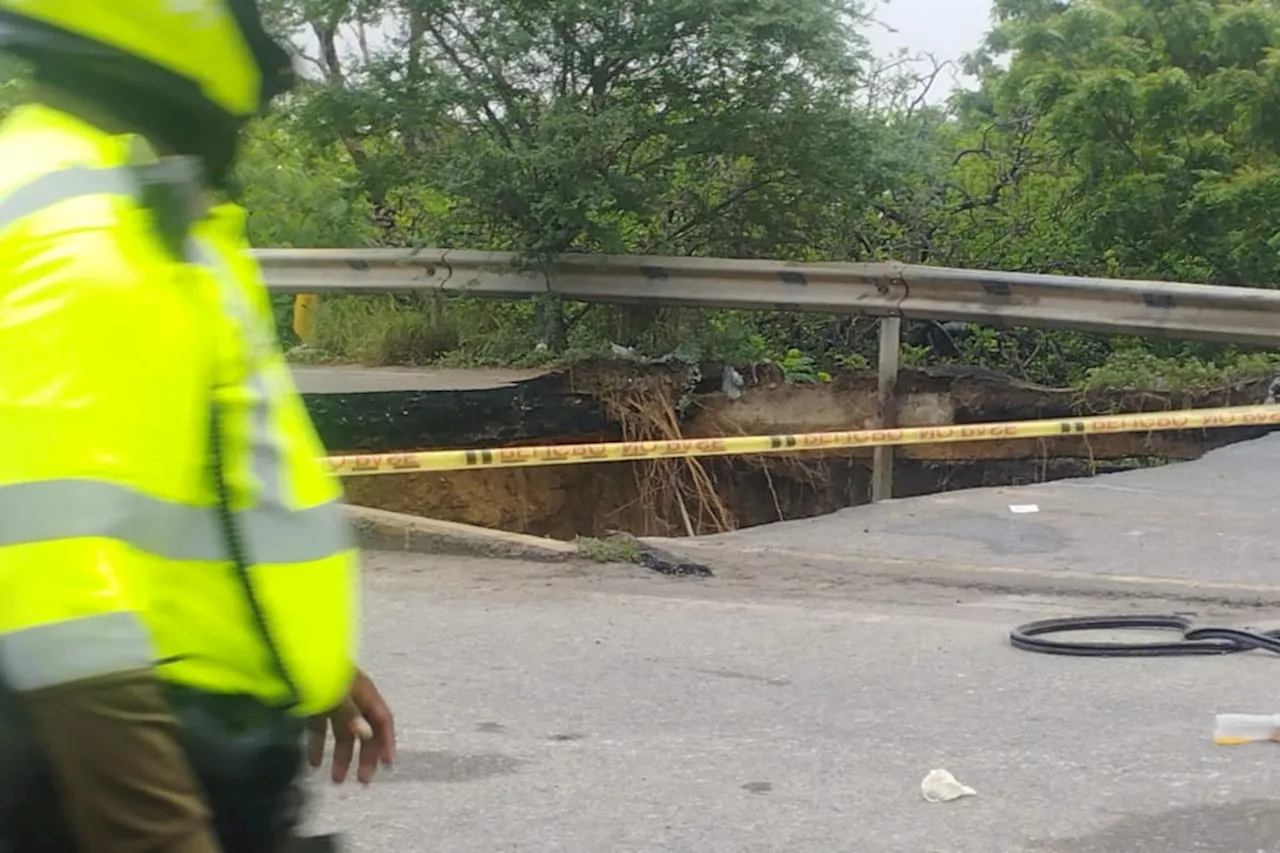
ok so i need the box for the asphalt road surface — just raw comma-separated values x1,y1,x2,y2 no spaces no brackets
305,435,1280,852
289,364,545,393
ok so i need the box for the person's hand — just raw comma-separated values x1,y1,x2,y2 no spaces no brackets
306,668,395,784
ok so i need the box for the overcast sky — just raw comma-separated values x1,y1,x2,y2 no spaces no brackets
864,0,995,97
298,0,997,103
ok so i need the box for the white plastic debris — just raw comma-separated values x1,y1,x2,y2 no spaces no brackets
1266,376,1280,404
1214,713,1280,745
921,769,977,803
722,365,745,400
1009,504,1040,514
608,342,640,361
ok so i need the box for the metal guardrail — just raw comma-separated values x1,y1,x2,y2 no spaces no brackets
256,246,1280,502
254,247,1280,346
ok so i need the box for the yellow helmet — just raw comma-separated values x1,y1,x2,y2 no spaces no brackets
0,0,295,119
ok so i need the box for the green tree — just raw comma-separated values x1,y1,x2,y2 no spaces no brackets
259,0,919,354
888,0,1280,385
968,0,1280,287
244,0,1280,387
237,115,378,249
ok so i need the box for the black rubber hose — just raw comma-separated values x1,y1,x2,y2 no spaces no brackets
1009,614,1280,658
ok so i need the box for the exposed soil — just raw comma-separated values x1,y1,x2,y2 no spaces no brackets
304,361,1278,540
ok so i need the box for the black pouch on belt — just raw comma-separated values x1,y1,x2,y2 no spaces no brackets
165,685,308,853
0,681,54,853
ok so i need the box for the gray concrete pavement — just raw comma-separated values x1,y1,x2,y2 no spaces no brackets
305,552,1280,852
664,432,1280,593
290,364,545,393
302,435,1280,851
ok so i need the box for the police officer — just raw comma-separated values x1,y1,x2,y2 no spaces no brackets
0,2,394,852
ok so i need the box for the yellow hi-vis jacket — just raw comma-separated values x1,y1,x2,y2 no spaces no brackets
0,103,358,716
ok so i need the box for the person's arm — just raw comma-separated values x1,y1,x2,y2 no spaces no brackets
0,226,220,853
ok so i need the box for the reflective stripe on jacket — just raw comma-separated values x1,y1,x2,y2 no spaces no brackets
0,103,358,716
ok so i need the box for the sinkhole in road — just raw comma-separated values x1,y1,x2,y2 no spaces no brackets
307,361,1276,540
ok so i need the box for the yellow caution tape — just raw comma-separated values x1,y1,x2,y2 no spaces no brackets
323,403,1280,476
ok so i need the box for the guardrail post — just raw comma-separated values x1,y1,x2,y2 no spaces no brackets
871,316,901,502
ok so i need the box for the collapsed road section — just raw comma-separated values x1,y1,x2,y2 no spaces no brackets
301,361,1280,540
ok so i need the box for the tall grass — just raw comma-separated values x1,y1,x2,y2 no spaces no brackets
306,295,460,365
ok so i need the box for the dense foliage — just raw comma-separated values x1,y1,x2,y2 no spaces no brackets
22,1,1280,388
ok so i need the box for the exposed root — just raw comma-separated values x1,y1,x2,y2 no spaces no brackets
573,364,735,536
